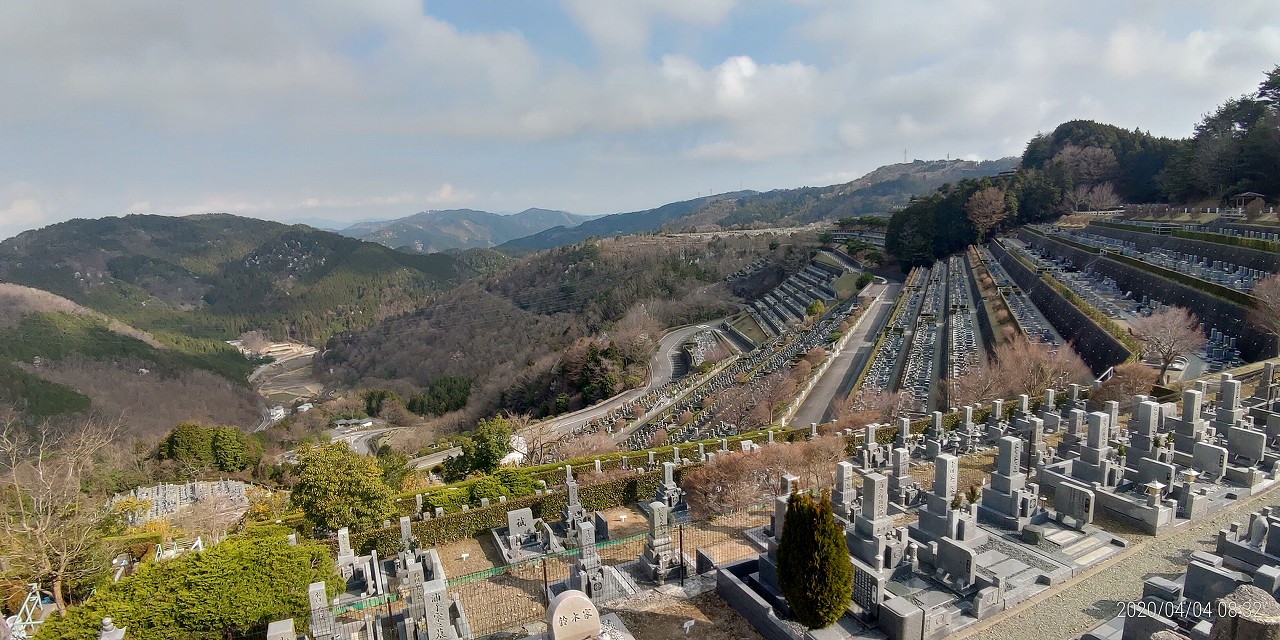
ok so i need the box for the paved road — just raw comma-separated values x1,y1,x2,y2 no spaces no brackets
790,280,903,427
409,446,463,470
517,320,729,439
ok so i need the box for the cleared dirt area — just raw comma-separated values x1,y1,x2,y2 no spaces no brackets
610,588,764,640
254,345,322,405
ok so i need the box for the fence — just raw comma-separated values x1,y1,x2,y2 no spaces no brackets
326,504,772,639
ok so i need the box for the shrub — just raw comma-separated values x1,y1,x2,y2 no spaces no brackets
776,491,851,629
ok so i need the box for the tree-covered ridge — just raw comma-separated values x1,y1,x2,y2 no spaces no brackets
324,235,788,428
0,214,474,346
0,311,261,419
695,158,1020,229
887,66,1280,266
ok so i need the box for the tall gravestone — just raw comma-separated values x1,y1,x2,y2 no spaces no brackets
640,501,676,583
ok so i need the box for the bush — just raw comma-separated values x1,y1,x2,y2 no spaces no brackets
468,475,509,503
776,491,851,629
35,534,341,640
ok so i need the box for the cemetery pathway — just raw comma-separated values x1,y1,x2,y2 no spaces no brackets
791,280,901,427
961,485,1280,640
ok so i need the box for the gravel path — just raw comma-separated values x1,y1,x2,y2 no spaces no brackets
961,486,1280,640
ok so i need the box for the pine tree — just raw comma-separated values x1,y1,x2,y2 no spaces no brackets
777,490,853,628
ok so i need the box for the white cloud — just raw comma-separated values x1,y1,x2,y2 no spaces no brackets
1,1,1279,237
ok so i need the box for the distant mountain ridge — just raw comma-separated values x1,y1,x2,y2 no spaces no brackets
343,208,592,252
670,158,1022,230
497,159,1018,252
497,192,757,252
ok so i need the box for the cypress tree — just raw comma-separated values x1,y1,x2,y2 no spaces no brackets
777,490,853,629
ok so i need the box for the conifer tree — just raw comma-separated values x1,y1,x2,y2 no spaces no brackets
777,490,852,628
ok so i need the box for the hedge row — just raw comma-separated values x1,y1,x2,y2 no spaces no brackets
1026,228,1256,309
1173,230,1280,254
1104,252,1256,308
1042,273,1143,356
395,426,805,513
353,466,683,556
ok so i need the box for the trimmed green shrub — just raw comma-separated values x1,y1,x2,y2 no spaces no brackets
777,491,851,629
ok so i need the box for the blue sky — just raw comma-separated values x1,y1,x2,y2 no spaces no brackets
1,1,1278,239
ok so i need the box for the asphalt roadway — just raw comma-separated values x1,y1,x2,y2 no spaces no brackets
790,279,903,428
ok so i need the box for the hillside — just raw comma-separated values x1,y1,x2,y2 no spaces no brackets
0,284,263,431
496,192,756,253
0,214,474,346
344,208,591,252
669,158,1020,230
323,234,797,432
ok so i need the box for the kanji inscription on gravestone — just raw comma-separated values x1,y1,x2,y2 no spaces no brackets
547,589,600,640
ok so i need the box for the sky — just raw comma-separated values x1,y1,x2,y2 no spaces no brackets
2,1,1279,240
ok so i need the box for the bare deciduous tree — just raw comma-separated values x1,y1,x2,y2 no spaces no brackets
1064,184,1092,212
1250,275,1280,357
1129,307,1206,384
1,416,118,613
1051,145,1120,186
1086,182,1123,211
1088,363,1157,411
965,187,1008,238
993,337,1094,398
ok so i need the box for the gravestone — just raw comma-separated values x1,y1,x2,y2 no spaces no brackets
337,527,354,560
308,581,337,639
1056,479,1094,527
571,520,606,601
833,461,857,519
265,619,294,640
546,590,600,640
399,516,414,550
508,507,536,551
640,501,677,583
1193,441,1228,482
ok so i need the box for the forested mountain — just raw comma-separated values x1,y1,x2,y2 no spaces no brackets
344,208,592,252
886,66,1280,267
669,158,1020,230
0,214,474,346
0,284,263,430
323,234,801,433
497,192,756,252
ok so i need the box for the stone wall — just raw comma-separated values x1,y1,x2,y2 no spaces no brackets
1086,224,1280,273
988,240,1133,375
966,253,998,358
1019,230,1276,361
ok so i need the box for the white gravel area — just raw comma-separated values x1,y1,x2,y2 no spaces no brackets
958,488,1280,640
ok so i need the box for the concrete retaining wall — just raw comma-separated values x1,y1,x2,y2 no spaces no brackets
965,254,998,359
1086,224,1280,274
716,559,801,640
1019,230,1276,361
988,240,1133,375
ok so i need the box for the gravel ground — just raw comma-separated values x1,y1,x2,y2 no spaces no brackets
959,486,1280,640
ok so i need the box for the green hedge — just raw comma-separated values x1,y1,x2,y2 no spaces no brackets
396,426,805,512
1041,274,1142,356
1172,230,1280,254
354,466,683,555
1104,252,1255,308
1025,227,1255,309
102,532,165,562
